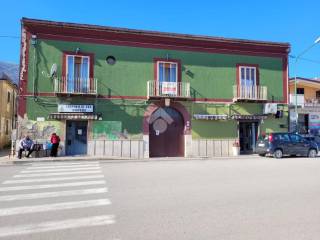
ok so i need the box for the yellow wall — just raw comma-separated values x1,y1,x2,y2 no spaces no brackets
289,81,320,102
0,80,17,149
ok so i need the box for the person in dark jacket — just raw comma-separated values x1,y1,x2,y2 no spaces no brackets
50,133,60,157
18,135,34,159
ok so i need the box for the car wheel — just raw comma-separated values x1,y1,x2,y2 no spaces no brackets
308,149,317,158
259,153,266,157
273,149,283,159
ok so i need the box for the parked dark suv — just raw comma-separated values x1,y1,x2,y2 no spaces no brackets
256,132,318,158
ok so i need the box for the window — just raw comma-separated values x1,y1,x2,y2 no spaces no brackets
157,61,178,83
277,133,290,141
296,88,304,94
289,134,303,143
66,55,90,93
7,92,10,103
239,66,257,86
5,119,9,135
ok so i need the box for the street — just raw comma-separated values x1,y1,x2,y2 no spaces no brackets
0,157,320,239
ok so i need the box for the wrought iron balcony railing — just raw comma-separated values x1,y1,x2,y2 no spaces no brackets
147,81,190,98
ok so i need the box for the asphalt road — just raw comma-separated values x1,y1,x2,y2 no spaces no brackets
0,157,320,240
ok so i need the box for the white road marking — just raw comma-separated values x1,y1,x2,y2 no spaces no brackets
26,164,100,170
2,175,105,184
31,161,99,167
21,167,101,173
0,180,106,192
0,188,108,201
0,215,115,237
0,199,111,216
14,170,102,178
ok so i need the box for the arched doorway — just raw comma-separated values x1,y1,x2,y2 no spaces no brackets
149,107,184,157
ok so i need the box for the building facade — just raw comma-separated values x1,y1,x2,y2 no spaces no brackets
289,77,320,134
18,18,290,157
0,74,17,149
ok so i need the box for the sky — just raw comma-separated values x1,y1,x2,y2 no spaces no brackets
1,0,319,78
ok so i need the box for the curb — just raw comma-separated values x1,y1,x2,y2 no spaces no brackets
0,155,261,165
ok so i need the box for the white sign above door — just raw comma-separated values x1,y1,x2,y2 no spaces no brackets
58,104,94,113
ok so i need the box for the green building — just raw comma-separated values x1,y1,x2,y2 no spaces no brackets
18,18,290,157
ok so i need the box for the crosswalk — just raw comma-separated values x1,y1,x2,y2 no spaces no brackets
0,161,115,238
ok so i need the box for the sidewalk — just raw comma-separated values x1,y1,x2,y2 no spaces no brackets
0,148,11,164
0,151,260,165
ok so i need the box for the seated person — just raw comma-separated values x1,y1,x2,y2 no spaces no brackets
18,135,34,159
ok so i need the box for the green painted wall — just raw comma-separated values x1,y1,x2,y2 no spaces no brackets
24,38,287,141
26,96,288,140
192,120,237,139
26,97,146,139
27,39,284,101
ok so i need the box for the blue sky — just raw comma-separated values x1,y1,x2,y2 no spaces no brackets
1,0,320,78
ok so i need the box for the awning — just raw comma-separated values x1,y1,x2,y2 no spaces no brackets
194,114,268,120
48,113,99,120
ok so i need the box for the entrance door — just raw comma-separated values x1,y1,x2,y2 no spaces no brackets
239,121,258,154
149,107,184,157
66,121,88,155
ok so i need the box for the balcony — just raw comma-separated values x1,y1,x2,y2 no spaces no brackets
147,81,190,99
233,85,267,102
289,94,304,107
54,77,98,95
289,94,320,112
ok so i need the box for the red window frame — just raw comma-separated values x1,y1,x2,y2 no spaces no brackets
236,63,260,86
153,58,181,96
153,58,181,83
62,51,95,92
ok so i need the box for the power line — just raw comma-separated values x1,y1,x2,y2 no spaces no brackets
289,55,320,64
0,35,19,39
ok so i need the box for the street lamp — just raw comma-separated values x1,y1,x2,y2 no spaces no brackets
293,37,320,132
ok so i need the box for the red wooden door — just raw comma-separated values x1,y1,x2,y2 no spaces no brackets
149,107,184,157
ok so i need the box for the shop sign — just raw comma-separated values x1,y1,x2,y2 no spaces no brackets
309,112,320,135
194,114,267,120
58,104,93,113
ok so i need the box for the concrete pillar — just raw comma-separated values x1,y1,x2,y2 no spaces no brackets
143,135,149,158
185,134,192,157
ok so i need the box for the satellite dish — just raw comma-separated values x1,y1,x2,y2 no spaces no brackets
50,63,57,77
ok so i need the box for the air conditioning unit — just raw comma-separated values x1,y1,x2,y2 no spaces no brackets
263,103,278,114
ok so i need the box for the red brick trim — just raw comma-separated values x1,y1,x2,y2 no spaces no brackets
37,33,287,58
18,29,31,117
143,101,191,135
282,56,288,104
22,18,290,57
21,92,287,105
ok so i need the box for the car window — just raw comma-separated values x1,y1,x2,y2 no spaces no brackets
314,136,320,142
290,134,303,143
279,134,290,141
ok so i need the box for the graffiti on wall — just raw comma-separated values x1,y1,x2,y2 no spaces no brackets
92,121,130,140
18,117,63,140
